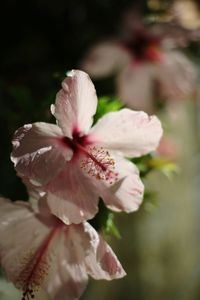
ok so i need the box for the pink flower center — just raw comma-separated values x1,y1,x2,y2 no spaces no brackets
123,29,162,63
61,132,118,184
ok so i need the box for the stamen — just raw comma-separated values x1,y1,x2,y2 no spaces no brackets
18,247,50,300
80,146,118,184
22,287,35,300
16,228,59,300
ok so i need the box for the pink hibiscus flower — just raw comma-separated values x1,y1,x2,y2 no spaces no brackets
11,70,162,224
0,197,125,300
81,20,197,113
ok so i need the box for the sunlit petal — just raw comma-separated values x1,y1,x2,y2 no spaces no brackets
51,70,98,137
11,123,71,186
90,108,163,157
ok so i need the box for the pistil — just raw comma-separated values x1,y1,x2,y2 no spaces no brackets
61,135,118,183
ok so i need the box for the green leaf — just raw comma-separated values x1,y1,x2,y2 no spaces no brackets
130,153,154,177
147,157,179,179
93,96,123,123
103,212,121,239
130,154,179,179
142,190,158,212
89,201,121,239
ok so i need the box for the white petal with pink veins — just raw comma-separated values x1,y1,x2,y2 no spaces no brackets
84,222,126,280
44,224,90,300
0,198,57,297
51,70,98,138
0,199,126,300
44,161,99,224
11,122,71,186
81,41,130,78
22,177,52,216
0,199,89,300
45,261,88,300
117,64,156,113
45,222,125,299
94,155,144,213
156,51,197,100
90,108,163,157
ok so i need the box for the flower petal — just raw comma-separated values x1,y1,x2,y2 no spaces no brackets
90,108,163,157
44,161,99,224
0,198,56,293
51,70,98,138
0,199,89,300
95,155,144,213
45,263,88,300
156,51,197,100
44,224,89,300
81,41,130,78
11,122,71,186
0,199,125,299
22,177,52,216
84,222,126,280
117,64,156,113
44,222,125,299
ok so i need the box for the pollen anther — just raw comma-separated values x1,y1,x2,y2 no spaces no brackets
80,146,118,183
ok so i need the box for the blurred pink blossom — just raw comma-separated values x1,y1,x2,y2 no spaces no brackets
82,19,197,113
0,197,126,300
156,136,179,160
11,70,163,224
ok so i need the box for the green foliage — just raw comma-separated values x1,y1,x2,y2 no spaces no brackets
89,200,121,239
103,212,121,239
130,153,154,177
93,96,123,123
131,154,178,179
142,190,159,212
147,157,179,179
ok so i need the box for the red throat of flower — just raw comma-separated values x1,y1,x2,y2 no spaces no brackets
17,227,59,300
123,29,163,63
144,43,163,63
61,133,118,184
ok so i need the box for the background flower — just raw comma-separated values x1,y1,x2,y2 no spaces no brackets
81,13,198,113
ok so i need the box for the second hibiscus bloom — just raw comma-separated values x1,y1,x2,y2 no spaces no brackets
11,70,163,225
81,19,197,113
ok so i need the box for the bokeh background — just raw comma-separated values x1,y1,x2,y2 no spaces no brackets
1,0,200,299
